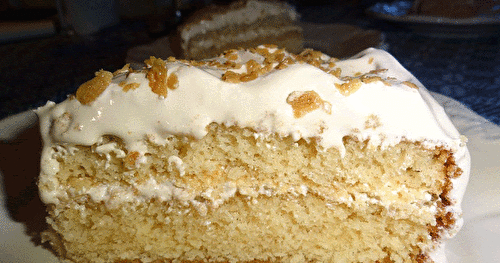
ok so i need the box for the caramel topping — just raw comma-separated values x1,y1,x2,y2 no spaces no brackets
113,64,131,76
263,62,274,72
263,44,278,49
246,59,261,72
190,60,208,67
240,71,259,82
382,80,392,86
329,68,342,78
264,50,285,64
219,47,332,83
145,56,168,97
368,57,374,64
369,68,388,74
335,78,362,96
298,49,323,60
360,76,383,84
403,81,419,89
276,61,289,70
76,70,113,105
223,49,238,61
252,46,271,57
222,71,242,83
120,82,140,92
167,73,179,90
287,90,331,118
223,60,240,69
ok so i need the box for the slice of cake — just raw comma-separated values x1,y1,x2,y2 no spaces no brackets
36,46,470,263
171,0,304,60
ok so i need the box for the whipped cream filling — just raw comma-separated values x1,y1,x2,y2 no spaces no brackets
36,47,470,262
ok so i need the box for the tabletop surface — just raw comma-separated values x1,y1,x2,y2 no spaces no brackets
1,2,499,126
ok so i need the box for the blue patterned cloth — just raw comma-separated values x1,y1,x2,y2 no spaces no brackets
364,0,500,125
385,32,500,125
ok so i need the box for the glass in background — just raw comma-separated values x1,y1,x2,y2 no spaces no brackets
56,0,119,35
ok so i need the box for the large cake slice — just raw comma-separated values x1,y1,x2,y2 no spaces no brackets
36,46,469,263
171,0,304,60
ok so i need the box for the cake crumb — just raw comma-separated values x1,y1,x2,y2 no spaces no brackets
124,151,140,169
75,70,113,105
365,114,382,129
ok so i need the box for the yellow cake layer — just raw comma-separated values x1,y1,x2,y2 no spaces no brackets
41,124,457,263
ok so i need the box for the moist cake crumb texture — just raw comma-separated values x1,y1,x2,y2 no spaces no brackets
36,46,470,263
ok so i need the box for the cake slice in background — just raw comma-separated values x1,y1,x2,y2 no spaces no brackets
170,0,304,60
36,46,469,263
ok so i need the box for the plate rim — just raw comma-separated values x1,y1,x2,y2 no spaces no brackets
366,1,500,26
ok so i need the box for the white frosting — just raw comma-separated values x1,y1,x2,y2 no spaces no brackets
180,0,300,50
37,48,464,153
36,47,470,262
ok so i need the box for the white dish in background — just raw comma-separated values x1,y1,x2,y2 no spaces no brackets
1,93,499,262
367,1,500,38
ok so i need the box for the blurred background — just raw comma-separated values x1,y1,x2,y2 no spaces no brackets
1,0,500,125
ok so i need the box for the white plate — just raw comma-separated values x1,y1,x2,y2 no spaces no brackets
1,93,499,262
367,1,500,38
